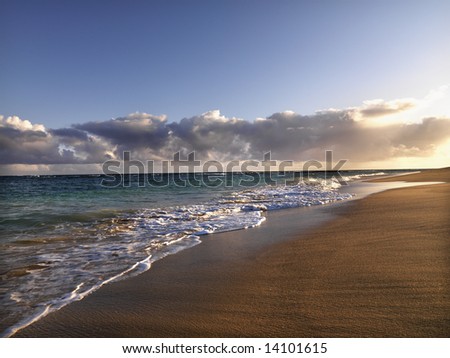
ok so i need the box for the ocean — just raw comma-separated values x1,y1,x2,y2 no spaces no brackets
0,170,407,336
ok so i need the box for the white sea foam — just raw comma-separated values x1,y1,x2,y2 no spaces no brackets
340,171,387,182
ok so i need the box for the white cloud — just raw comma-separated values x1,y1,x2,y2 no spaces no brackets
0,115,46,132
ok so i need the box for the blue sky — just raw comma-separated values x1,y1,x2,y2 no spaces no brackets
1,0,450,173
2,0,449,127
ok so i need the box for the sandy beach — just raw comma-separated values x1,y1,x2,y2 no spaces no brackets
14,168,450,337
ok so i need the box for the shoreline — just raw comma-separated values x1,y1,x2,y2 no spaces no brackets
13,168,450,337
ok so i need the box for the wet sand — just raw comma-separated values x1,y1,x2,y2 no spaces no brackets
14,168,450,337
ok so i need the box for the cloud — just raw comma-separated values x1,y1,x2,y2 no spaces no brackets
243,111,449,161
388,117,450,156
1,94,450,171
167,110,253,159
73,112,169,151
0,115,115,165
50,128,89,141
1,115,47,132
356,98,417,118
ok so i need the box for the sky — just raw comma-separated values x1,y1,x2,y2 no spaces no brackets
1,0,450,174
